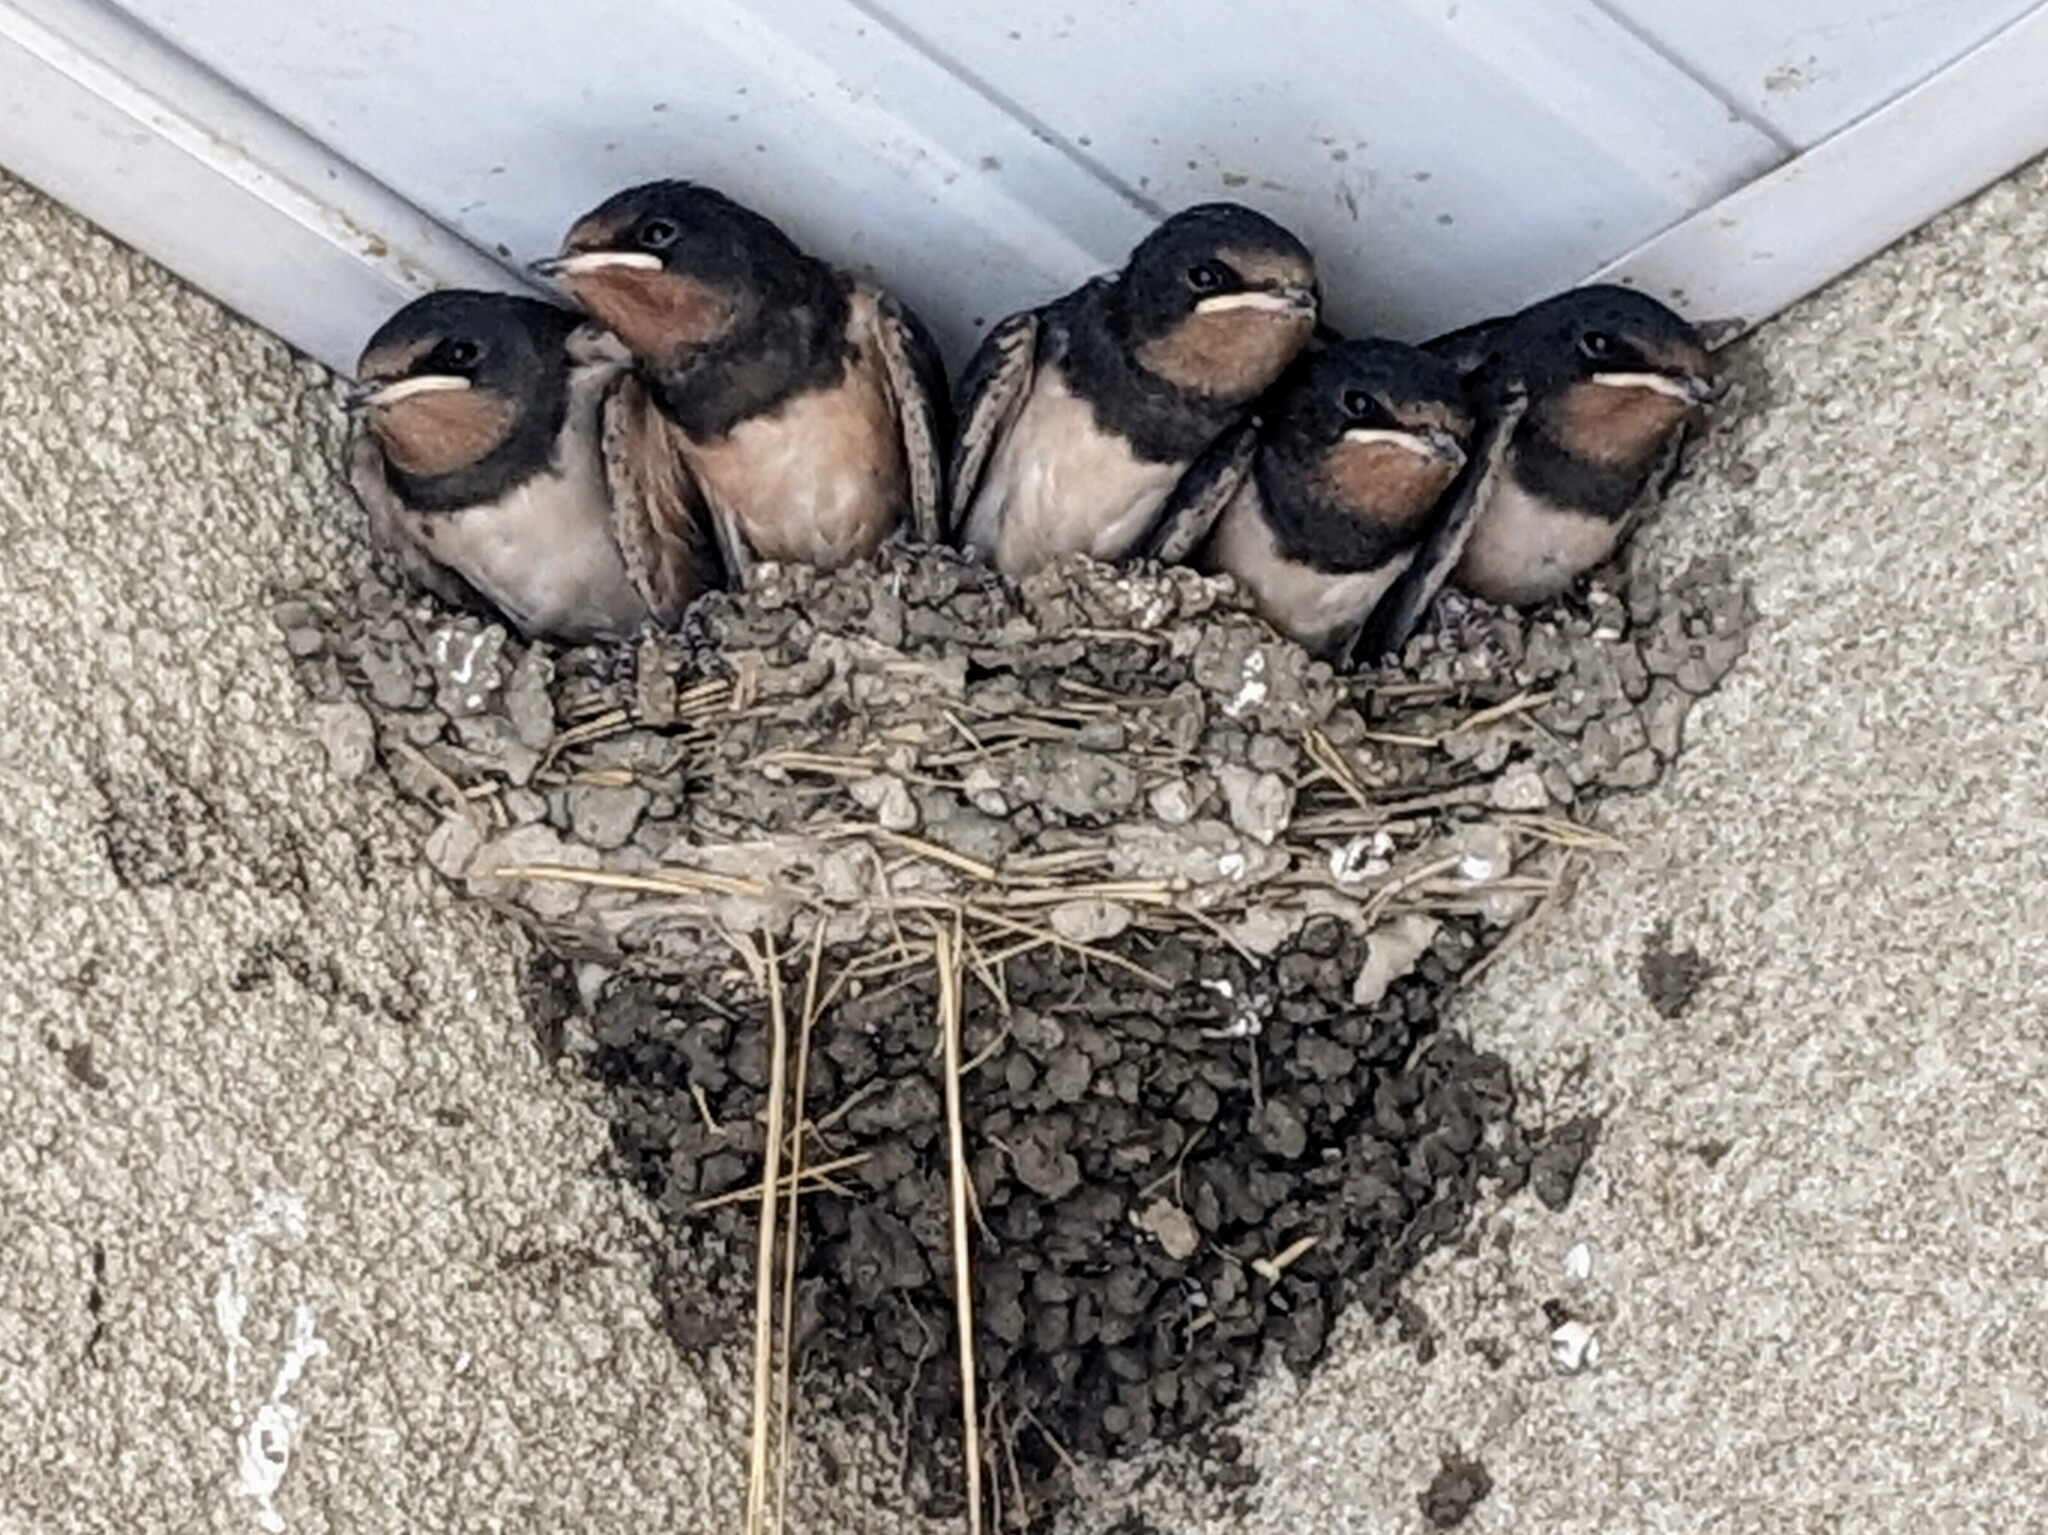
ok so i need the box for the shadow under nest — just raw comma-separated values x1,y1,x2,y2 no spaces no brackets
284,542,1748,1529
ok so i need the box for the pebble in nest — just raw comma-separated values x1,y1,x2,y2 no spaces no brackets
284,525,1748,1527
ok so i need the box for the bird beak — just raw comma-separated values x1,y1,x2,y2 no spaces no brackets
1418,425,1469,469
1344,425,1468,470
1196,283,1318,318
531,250,664,280
1592,370,1721,408
345,375,472,412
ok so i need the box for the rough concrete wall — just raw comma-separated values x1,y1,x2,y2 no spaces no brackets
3,147,2046,1535
0,169,808,1535
1119,156,2048,1532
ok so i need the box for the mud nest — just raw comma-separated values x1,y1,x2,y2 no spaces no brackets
284,544,1748,1526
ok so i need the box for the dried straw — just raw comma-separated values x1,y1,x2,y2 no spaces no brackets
390,740,487,838
689,1152,872,1215
1447,688,1555,734
934,918,985,1535
541,707,633,766
774,925,829,1531
744,935,790,1535
477,863,777,902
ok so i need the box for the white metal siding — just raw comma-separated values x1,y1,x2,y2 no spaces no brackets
4,0,2043,370
100,0,1797,345
1601,0,2041,149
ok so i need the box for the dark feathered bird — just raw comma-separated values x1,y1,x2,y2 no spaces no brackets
1200,338,1473,660
536,180,947,588
346,290,717,642
949,203,1319,579
1354,285,1719,659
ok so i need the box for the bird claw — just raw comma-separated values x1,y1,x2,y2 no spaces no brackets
1429,590,1516,669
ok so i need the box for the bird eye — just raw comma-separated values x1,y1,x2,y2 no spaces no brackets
1187,262,1229,293
639,218,680,251
444,340,481,370
1579,330,1618,360
1340,388,1375,421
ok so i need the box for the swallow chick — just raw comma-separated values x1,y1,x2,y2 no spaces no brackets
346,291,718,643
1434,285,1718,608
949,203,1319,579
535,181,947,587
1199,339,1472,661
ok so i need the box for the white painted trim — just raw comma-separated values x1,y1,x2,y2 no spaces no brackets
1,0,2044,373
1595,5,2048,337
0,0,527,374
1392,0,1785,207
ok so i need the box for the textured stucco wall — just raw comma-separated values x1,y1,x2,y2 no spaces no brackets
2,154,2045,1534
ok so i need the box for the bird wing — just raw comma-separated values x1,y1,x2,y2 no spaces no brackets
1131,418,1260,566
1423,312,1511,379
344,424,492,615
1349,386,1529,666
1651,420,1698,502
600,368,725,626
945,309,1041,541
867,288,951,547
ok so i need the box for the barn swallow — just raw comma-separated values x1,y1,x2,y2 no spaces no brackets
534,180,947,588
948,203,1319,579
1351,286,1717,659
345,290,718,643
1437,286,1716,607
1197,339,1473,661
